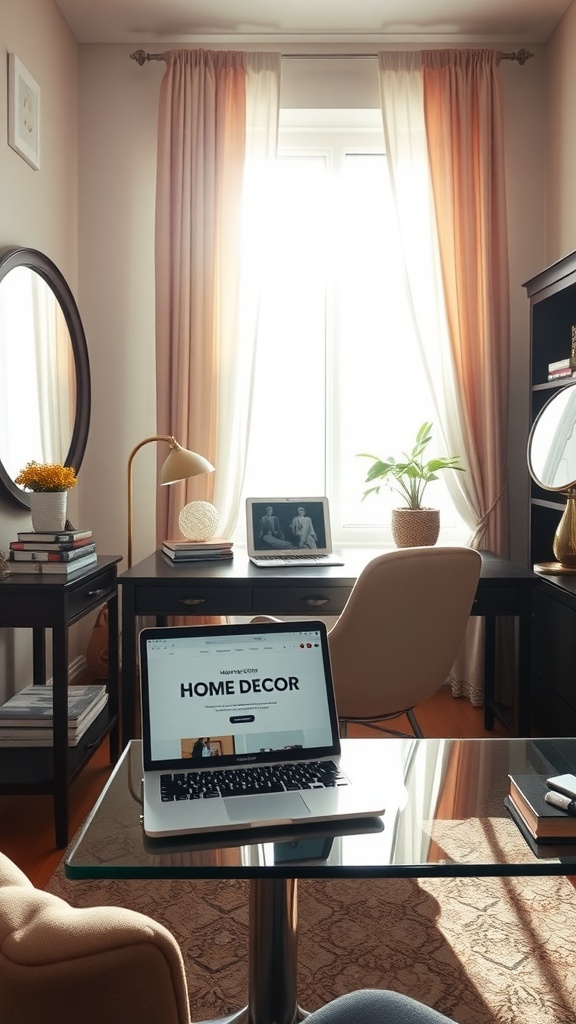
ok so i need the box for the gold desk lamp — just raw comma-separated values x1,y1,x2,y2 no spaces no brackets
528,382,576,574
127,435,214,568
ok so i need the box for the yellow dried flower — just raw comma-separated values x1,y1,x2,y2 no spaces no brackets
15,462,77,492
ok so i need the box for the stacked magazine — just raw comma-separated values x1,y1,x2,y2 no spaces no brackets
0,683,108,747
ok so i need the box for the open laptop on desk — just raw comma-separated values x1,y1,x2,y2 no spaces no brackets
246,497,344,566
139,619,385,838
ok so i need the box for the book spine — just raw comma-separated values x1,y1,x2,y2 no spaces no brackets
16,530,93,543
548,358,572,371
9,543,97,562
10,537,95,551
547,369,575,381
6,553,97,574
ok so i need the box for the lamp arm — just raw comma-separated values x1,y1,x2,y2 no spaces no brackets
127,435,177,569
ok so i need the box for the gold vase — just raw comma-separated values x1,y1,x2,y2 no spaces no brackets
553,490,576,568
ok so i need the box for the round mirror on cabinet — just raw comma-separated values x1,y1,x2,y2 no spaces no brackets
528,381,576,572
0,247,91,509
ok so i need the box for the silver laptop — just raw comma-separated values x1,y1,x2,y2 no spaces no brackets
140,620,386,838
246,497,344,566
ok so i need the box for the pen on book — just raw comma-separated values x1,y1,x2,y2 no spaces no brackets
544,790,576,815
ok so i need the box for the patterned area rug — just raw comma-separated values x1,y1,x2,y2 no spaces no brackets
47,858,576,1023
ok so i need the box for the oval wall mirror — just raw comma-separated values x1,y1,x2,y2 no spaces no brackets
528,382,576,572
0,247,91,509
528,381,576,491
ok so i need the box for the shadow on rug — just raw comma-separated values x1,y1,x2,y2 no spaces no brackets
46,866,576,1023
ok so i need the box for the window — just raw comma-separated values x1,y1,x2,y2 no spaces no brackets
235,110,467,547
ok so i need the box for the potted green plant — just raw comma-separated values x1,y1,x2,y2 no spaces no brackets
358,422,463,547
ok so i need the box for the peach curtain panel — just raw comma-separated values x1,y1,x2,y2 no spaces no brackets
422,48,510,556
379,50,510,705
155,49,247,545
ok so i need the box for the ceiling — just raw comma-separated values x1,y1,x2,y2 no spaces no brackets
54,0,571,46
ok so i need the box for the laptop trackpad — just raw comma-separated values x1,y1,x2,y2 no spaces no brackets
224,793,310,823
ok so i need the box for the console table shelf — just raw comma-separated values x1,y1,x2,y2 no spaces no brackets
0,555,121,848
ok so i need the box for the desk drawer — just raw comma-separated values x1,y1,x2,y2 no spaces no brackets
254,586,350,616
136,585,252,616
472,586,521,616
68,569,117,620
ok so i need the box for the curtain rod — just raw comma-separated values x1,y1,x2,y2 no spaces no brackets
130,47,534,66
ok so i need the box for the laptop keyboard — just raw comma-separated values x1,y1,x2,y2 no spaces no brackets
160,760,348,802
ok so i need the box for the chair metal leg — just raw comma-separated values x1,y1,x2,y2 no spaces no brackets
406,708,423,738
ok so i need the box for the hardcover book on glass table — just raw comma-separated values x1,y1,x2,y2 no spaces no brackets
506,773,576,844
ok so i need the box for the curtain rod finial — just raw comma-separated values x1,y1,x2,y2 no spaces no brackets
130,49,148,65
506,48,534,65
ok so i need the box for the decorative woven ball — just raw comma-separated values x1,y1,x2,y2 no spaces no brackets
178,501,220,541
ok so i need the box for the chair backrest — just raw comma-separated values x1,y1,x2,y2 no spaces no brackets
0,852,190,1024
327,546,482,721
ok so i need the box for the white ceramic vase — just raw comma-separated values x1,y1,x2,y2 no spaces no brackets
29,491,68,533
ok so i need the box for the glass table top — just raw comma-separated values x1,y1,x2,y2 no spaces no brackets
65,737,576,880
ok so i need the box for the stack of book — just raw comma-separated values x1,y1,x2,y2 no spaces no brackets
7,529,96,575
505,773,576,845
547,357,576,382
162,537,233,562
0,683,108,747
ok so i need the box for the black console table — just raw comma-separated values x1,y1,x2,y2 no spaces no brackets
0,555,122,848
118,549,534,744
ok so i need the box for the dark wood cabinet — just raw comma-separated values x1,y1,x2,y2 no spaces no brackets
531,577,576,736
0,555,121,847
524,253,576,735
524,251,576,568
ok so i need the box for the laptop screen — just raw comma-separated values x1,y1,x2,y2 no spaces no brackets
246,497,332,556
140,621,341,771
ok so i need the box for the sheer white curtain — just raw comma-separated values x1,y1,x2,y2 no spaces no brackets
378,51,508,704
377,52,475,536
212,53,281,538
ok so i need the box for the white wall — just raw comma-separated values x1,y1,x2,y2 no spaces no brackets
0,0,80,700
547,0,576,262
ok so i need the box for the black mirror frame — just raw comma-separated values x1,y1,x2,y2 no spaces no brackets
0,247,91,510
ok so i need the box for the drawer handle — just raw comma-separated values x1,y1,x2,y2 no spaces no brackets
179,597,207,606
302,596,329,607
87,588,106,598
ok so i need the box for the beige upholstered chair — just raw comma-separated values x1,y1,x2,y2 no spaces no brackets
328,546,481,737
0,852,457,1024
0,852,190,1024
253,545,481,738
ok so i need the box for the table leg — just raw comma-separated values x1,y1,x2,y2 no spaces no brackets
121,585,138,745
248,878,300,1024
483,616,496,731
193,877,301,1024
52,625,70,849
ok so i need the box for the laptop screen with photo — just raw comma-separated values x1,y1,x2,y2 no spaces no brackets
140,620,341,772
246,497,333,558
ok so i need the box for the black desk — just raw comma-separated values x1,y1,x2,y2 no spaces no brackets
0,555,122,847
65,737,576,1024
118,550,534,745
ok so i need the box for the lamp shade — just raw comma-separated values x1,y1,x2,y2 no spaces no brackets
127,435,215,568
159,443,215,485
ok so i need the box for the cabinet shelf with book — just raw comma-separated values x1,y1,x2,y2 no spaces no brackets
0,555,122,847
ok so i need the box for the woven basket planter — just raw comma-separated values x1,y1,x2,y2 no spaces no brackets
391,507,440,548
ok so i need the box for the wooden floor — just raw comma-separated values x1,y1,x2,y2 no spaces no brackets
0,685,508,889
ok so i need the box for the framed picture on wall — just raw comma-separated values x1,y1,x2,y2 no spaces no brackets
8,54,41,170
